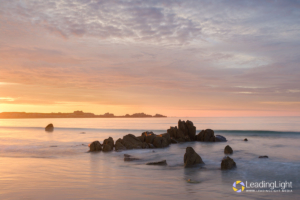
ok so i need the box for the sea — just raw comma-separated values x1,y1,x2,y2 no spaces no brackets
0,117,299,200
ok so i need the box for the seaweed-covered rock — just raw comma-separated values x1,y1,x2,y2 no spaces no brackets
89,141,102,152
184,147,204,167
221,156,236,170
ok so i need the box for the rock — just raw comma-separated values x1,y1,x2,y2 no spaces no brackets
103,137,114,150
196,129,215,142
184,147,204,167
244,138,248,141
259,156,268,158
45,124,54,132
121,134,143,149
146,160,167,165
167,126,186,142
185,120,196,141
170,137,178,144
102,144,112,152
221,156,236,170
224,145,233,154
124,154,131,158
148,144,155,148
124,157,140,161
153,136,169,148
115,138,127,151
159,133,171,145
141,131,156,137
145,134,156,144
137,136,145,143
142,142,149,149
215,135,227,142
89,141,102,152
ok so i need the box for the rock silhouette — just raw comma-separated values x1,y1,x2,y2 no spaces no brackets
184,147,204,167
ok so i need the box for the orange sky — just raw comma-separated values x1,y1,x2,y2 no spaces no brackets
0,1,300,117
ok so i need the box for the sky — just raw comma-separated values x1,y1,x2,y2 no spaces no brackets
0,0,300,117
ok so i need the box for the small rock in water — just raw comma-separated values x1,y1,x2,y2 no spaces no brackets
224,145,233,154
124,157,140,161
146,160,167,165
187,179,200,184
45,124,54,132
244,138,248,141
89,141,102,152
80,132,86,134
124,154,131,158
259,155,268,158
221,156,236,170
49,145,57,147
184,147,204,167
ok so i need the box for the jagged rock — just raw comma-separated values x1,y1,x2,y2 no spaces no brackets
196,129,215,142
146,160,167,165
221,156,236,170
45,124,54,132
215,135,227,142
103,137,114,150
259,156,268,158
184,147,204,167
244,138,248,141
115,138,126,151
89,141,102,152
121,134,143,149
224,145,233,154
102,144,112,152
153,136,169,148
186,120,196,141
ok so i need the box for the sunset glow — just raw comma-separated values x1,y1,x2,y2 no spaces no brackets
1,1,300,117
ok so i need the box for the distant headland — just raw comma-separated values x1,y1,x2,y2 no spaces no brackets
0,111,167,119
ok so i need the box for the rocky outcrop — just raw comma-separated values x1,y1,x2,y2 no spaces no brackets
259,155,268,158
45,124,54,132
167,120,196,142
221,156,236,170
184,147,204,167
196,129,215,142
159,133,171,145
153,136,169,148
121,134,143,149
89,141,102,152
103,137,114,150
115,138,127,151
102,144,112,152
146,160,167,165
224,145,233,154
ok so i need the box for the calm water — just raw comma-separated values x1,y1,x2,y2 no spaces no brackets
0,117,299,199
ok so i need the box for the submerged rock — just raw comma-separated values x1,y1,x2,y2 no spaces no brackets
89,141,102,152
215,135,227,142
146,160,167,165
124,154,140,161
221,156,236,170
184,147,204,167
224,145,233,154
45,124,54,132
259,155,268,158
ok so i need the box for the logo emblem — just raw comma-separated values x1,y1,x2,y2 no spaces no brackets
233,180,245,193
